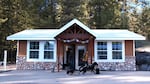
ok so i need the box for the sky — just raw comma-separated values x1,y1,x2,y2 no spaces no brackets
126,0,150,13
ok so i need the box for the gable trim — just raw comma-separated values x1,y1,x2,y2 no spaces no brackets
54,19,96,37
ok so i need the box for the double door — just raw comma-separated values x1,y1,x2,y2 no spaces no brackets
64,45,86,70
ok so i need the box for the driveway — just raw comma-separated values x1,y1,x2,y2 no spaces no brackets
0,70,150,84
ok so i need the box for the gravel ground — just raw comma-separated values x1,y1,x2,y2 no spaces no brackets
0,70,150,84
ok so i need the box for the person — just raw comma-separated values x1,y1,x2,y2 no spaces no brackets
68,49,74,70
82,51,88,66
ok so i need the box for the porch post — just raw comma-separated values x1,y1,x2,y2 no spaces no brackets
57,40,60,72
57,40,64,72
91,39,94,63
88,39,94,64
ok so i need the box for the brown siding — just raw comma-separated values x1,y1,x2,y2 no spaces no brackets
88,39,94,64
125,40,133,56
18,41,27,57
57,40,63,72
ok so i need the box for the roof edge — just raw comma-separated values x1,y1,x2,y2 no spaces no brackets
53,18,96,37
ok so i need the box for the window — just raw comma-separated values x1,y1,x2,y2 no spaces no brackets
44,41,54,59
112,42,122,59
97,42,107,59
29,42,39,59
27,41,56,62
95,41,124,62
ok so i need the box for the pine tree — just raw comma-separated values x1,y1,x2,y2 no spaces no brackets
89,0,124,29
58,0,91,27
0,0,33,51
127,0,150,40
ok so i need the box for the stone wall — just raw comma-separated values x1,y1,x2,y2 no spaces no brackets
16,56,57,70
98,56,136,71
16,56,135,71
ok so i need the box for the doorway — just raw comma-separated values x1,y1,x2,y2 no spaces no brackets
64,45,86,70
76,45,86,69
64,44,75,70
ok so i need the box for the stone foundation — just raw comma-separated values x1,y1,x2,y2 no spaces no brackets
98,56,136,71
17,56,135,71
16,56,57,70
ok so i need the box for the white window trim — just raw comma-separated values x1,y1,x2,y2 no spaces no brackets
17,41,19,56
95,40,125,62
27,40,56,62
133,40,135,56
97,41,108,59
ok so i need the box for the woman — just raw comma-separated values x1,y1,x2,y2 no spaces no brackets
82,51,88,66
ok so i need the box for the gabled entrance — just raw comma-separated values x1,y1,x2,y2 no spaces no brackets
55,20,95,71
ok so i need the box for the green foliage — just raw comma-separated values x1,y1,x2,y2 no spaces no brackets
89,0,125,28
139,7,150,40
59,0,90,26
127,0,150,40
0,0,150,54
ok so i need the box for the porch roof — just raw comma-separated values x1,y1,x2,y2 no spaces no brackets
7,29,57,40
92,29,145,40
7,29,145,40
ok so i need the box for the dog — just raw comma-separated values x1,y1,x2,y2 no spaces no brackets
66,62,99,75
66,69,75,75
79,66,87,74
66,64,75,75
79,62,98,74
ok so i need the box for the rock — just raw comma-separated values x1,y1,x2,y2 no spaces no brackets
98,57,136,71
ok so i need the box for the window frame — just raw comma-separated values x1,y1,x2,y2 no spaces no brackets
27,40,56,62
112,42,122,59
97,41,108,60
95,40,125,62
29,41,39,59
44,41,54,59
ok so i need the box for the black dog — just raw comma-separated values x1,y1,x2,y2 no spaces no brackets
89,62,98,72
66,69,75,75
79,62,98,74
66,64,75,75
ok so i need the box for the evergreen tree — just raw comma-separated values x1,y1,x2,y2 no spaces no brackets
127,0,150,40
0,0,30,50
139,7,150,40
58,0,91,27
89,0,124,29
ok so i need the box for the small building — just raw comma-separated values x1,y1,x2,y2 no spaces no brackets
7,19,145,71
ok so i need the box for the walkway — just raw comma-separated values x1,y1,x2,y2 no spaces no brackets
0,70,150,84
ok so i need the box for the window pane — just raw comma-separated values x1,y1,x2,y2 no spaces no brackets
44,51,53,59
44,41,54,60
97,51,107,59
97,42,107,50
29,51,39,59
44,41,54,50
112,51,122,59
30,42,39,49
112,42,122,50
